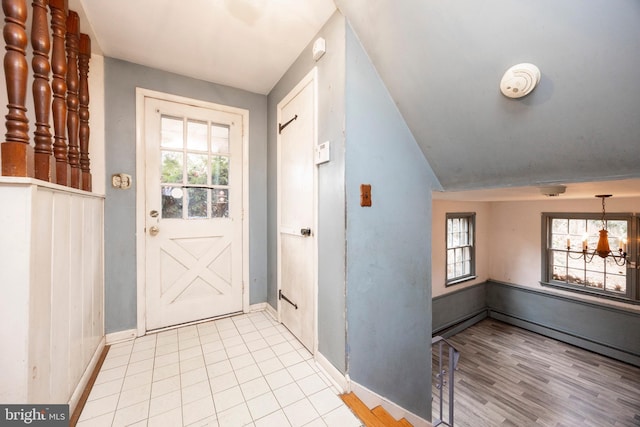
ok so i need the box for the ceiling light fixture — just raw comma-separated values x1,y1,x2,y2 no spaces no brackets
539,185,566,197
567,195,628,266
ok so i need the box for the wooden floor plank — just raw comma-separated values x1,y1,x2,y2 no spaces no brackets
340,392,386,427
433,319,640,427
372,405,402,426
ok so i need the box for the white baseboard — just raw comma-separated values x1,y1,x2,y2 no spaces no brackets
68,337,106,415
314,351,350,393
264,303,278,321
105,328,137,345
249,303,267,312
350,380,432,427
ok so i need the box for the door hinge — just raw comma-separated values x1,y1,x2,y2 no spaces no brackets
279,289,298,310
278,114,298,134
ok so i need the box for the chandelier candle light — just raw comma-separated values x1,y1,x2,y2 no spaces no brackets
567,195,628,266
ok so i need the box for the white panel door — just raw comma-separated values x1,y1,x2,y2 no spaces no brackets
277,70,317,351
144,97,243,331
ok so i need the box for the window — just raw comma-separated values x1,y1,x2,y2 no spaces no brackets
446,213,476,285
160,115,231,219
542,213,638,301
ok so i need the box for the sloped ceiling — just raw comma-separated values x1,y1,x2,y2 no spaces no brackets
79,0,640,194
336,0,640,191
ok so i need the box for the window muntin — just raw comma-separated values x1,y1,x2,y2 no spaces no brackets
160,115,230,219
544,214,632,298
446,213,476,285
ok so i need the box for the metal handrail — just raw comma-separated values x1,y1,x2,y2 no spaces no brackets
432,336,460,427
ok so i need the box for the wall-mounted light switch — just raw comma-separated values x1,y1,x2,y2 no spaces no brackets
360,184,372,207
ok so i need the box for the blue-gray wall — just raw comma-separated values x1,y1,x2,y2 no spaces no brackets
267,12,348,372
486,281,640,367
344,24,439,419
104,59,267,333
432,283,487,336
337,0,640,190
433,281,640,367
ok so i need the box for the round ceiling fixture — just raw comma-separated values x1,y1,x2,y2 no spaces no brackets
500,63,541,99
539,185,566,197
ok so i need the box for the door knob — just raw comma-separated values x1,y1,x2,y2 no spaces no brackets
149,226,160,236
300,228,311,237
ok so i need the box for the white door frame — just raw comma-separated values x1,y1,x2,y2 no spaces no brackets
135,88,250,336
276,68,319,354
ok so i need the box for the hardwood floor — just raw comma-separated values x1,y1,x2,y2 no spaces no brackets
432,319,640,427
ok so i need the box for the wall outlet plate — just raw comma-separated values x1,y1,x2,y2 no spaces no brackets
112,173,132,189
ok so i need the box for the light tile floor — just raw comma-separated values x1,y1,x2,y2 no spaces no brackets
77,311,362,427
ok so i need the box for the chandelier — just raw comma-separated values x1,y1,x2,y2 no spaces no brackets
567,195,628,266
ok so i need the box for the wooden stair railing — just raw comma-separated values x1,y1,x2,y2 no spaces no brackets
49,0,69,185
65,9,80,188
1,0,32,177
2,0,93,187
31,0,52,181
78,32,91,191
340,392,413,427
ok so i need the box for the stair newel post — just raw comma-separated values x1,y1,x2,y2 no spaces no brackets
1,0,32,177
49,0,67,185
31,0,53,181
65,9,79,188
78,32,90,191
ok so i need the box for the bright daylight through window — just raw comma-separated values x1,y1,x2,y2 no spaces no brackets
543,213,637,301
446,213,476,285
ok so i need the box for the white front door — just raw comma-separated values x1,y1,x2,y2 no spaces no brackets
277,70,317,351
143,96,244,331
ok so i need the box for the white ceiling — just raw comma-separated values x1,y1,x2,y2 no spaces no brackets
78,0,336,94
432,178,640,202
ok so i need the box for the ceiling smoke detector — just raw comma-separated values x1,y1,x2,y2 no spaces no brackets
500,63,541,99
539,185,566,197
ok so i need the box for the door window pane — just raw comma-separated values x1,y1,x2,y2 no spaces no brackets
188,188,208,219
211,156,229,186
162,185,183,218
187,120,208,151
161,116,183,149
187,153,208,185
161,151,183,183
211,125,229,153
212,189,229,218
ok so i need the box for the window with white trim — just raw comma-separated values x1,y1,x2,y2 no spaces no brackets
542,213,638,301
446,212,476,285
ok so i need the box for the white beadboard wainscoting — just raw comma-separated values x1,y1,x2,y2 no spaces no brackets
0,178,105,413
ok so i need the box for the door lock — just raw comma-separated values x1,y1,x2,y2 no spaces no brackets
150,210,159,218
300,228,311,237
149,226,160,236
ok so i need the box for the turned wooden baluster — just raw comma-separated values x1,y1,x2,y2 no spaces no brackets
1,0,31,177
65,10,80,188
49,0,67,185
31,0,53,181
78,33,91,191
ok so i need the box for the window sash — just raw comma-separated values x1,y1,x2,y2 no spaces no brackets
542,213,636,301
446,213,475,285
